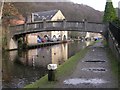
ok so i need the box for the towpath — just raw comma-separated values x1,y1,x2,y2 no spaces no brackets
55,41,118,88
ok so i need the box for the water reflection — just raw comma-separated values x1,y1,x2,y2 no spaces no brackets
14,43,68,67
51,43,68,64
2,41,92,88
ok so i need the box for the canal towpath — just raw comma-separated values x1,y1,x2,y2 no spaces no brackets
55,41,118,88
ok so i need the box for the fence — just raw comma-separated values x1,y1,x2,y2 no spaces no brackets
108,23,120,61
109,23,120,45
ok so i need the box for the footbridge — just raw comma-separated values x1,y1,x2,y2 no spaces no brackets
8,20,107,50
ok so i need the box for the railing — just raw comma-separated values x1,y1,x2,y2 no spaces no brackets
108,22,120,61
9,20,105,36
9,20,85,35
109,22,120,45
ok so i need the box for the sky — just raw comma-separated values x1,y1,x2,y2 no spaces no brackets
70,0,120,11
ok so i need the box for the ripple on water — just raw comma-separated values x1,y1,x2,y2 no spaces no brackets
64,78,108,85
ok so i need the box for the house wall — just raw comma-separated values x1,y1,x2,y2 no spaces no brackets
38,32,51,38
51,10,67,40
51,10,65,21
85,32,102,39
61,31,68,40
26,34,38,44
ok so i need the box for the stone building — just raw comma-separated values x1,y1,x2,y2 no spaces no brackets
26,10,68,44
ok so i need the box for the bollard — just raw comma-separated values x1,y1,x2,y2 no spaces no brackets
47,64,57,81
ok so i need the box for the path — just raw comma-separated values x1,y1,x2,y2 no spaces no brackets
55,41,118,88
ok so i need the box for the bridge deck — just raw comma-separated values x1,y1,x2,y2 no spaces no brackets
9,21,106,37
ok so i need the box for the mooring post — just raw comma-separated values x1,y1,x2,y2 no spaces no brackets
47,64,57,81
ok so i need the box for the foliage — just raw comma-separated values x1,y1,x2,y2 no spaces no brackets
2,3,24,25
112,17,120,27
3,3,19,19
103,1,117,22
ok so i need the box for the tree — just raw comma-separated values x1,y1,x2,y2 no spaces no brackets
113,17,120,27
103,0,117,22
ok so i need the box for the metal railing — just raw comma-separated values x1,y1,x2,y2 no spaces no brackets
109,22,120,45
109,23,120,61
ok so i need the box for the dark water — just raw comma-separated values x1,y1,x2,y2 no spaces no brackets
2,41,91,88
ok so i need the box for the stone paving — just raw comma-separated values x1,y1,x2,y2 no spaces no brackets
56,41,118,88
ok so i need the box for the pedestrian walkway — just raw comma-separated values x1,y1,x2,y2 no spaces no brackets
56,41,118,88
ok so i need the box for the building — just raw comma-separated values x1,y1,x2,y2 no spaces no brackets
85,32,103,40
26,10,68,44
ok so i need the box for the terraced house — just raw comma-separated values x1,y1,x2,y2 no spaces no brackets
26,10,68,44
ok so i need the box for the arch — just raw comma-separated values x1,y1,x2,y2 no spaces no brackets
44,35,50,42
53,35,56,38
58,35,61,41
63,35,66,41
52,35,57,42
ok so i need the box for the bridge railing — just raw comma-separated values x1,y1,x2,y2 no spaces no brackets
10,24,24,31
86,22,105,32
27,21,43,30
66,21,84,28
45,21,63,28
9,20,85,35
9,20,105,36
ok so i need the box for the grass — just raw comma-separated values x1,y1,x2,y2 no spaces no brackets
106,48,119,76
102,40,119,86
24,47,89,88
106,48,120,88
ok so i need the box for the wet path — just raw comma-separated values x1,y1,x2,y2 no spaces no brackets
56,41,118,88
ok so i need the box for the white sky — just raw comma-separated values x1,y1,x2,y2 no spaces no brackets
70,0,120,11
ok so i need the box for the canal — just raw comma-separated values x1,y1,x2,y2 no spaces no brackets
2,40,92,88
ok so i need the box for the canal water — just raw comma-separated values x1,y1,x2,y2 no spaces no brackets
2,41,92,88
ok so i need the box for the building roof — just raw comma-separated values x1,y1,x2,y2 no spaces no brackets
32,10,59,21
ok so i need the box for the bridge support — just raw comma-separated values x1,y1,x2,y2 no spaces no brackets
8,35,27,50
9,38,18,50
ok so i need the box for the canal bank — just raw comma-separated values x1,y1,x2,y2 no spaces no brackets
8,41,68,51
27,41,68,49
3,40,89,88
24,41,118,88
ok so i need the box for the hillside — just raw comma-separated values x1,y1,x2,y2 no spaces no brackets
12,2,103,22
2,2,25,25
